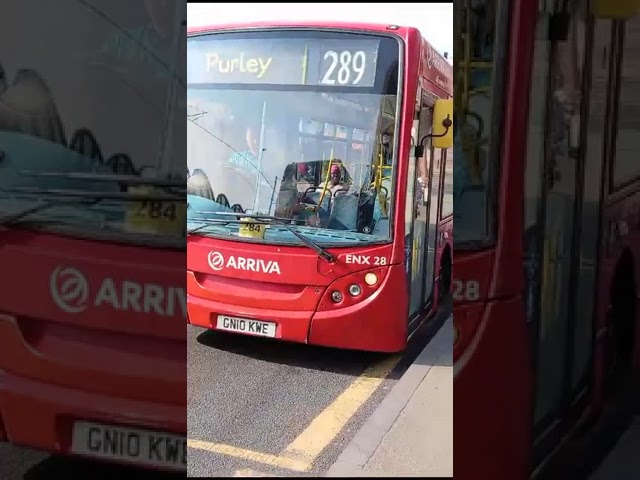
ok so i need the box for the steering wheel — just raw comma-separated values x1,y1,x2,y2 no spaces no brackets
303,186,321,198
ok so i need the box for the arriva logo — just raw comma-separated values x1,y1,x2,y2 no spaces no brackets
51,266,90,313
207,251,281,275
50,265,186,318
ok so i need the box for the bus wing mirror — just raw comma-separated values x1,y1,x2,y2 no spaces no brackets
593,0,640,18
432,98,453,149
416,99,454,155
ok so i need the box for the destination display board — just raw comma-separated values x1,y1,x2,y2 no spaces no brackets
188,35,381,88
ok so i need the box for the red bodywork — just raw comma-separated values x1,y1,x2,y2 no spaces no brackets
454,3,640,480
187,21,452,353
599,188,640,370
595,185,640,414
0,230,186,469
453,1,537,478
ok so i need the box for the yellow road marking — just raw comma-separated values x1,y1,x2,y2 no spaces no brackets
233,468,280,477
187,439,309,472
188,354,400,472
279,354,401,468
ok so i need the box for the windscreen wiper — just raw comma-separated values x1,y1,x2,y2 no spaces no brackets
0,187,183,202
19,171,186,189
0,186,183,227
0,198,101,227
186,217,228,235
192,211,336,264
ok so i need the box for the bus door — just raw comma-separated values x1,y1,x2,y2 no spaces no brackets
522,1,594,462
423,134,444,306
407,90,435,327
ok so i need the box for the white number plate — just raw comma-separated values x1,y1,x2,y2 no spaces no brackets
216,315,277,338
71,421,186,470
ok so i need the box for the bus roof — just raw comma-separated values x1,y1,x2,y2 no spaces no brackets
187,20,450,64
187,20,419,37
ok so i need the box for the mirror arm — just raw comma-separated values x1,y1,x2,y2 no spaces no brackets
414,115,452,157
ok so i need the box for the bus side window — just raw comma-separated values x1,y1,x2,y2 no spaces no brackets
441,147,453,217
611,15,640,188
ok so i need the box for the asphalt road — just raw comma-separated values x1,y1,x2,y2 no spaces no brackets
1,305,448,479
187,307,450,477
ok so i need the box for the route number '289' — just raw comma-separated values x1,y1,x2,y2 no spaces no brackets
452,280,480,301
320,50,367,85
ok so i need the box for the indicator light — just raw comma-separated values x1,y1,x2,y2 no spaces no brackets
331,291,343,302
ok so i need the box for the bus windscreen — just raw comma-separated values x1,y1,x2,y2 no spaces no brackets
187,30,401,247
0,1,186,249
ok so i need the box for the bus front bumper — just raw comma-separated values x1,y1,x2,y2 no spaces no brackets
0,370,185,471
187,263,410,353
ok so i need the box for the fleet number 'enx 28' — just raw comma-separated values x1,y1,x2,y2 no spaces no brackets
341,254,388,265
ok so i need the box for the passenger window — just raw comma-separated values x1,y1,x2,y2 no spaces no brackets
612,16,640,188
441,147,453,217
430,147,442,221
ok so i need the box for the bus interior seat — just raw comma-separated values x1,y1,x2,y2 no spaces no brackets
372,217,389,236
356,192,376,233
305,190,320,204
328,193,359,231
306,190,331,211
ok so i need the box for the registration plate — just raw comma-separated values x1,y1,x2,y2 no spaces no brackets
238,217,266,239
216,315,277,338
124,186,186,235
71,421,186,470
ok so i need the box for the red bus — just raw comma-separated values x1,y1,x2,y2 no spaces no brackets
454,1,640,479
186,21,453,353
0,1,186,471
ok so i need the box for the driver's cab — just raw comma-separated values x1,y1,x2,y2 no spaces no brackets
289,113,394,234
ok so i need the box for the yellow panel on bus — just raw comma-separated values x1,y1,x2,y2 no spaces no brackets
125,186,186,236
432,98,453,149
593,0,640,18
